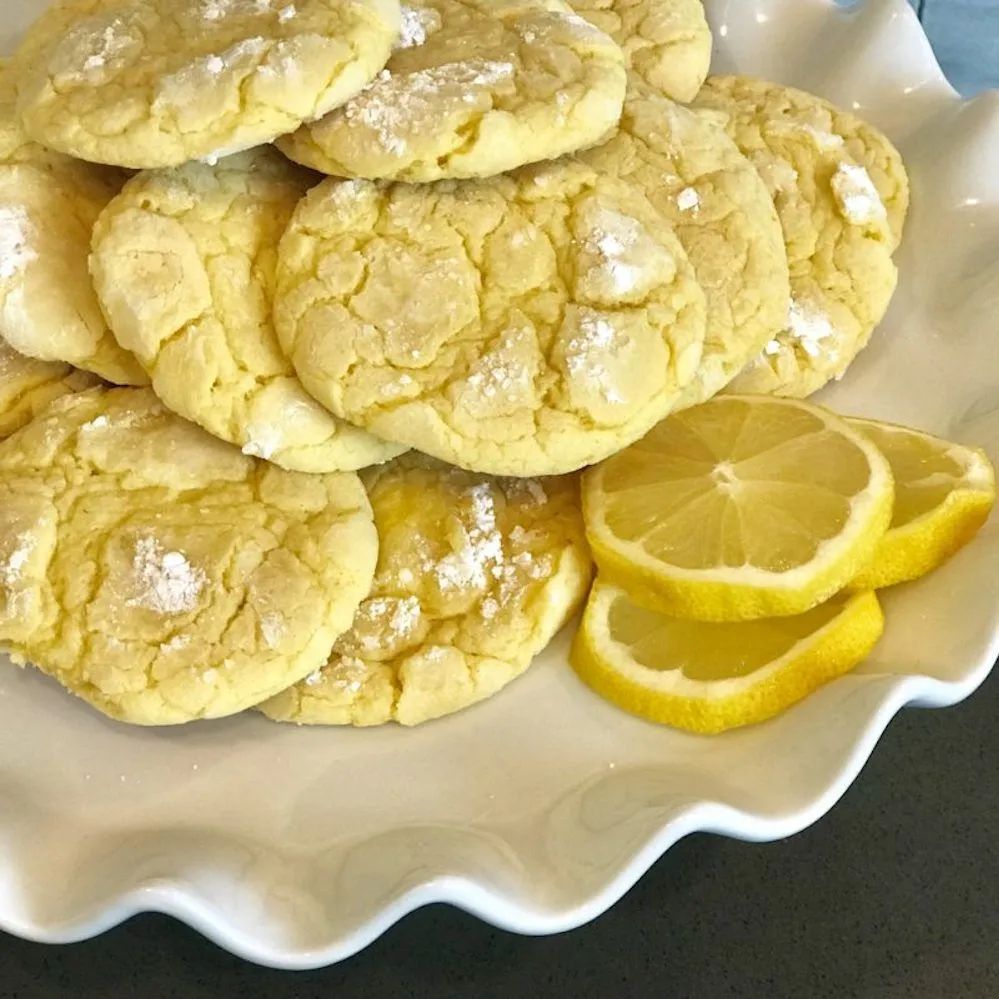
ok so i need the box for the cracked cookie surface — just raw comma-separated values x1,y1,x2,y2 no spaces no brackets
260,452,591,726
0,387,377,725
694,75,908,397
274,160,707,476
90,148,404,472
0,59,144,385
12,0,401,169
568,0,710,102
0,339,100,439
276,0,626,182
580,85,789,406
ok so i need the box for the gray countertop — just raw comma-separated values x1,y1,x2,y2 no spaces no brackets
3,5,998,996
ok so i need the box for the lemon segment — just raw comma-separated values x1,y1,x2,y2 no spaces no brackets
571,580,885,733
848,418,996,590
582,396,894,621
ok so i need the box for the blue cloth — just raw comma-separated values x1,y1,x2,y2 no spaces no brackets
919,0,999,94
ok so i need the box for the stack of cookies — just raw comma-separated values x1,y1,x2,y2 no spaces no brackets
0,0,910,728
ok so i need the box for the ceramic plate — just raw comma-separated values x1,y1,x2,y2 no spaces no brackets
2,0,998,970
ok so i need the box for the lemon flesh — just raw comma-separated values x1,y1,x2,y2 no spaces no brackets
583,396,894,620
849,418,995,589
571,580,884,733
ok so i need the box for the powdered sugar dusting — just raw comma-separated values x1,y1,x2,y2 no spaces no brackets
352,595,422,652
564,310,626,404
583,207,645,295
435,484,504,592
397,5,442,49
0,533,34,585
0,206,37,280
345,61,515,156
464,328,534,406
831,163,888,226
79,19,134,72
127,536,206,615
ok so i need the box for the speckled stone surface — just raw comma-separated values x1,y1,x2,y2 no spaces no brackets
2,5,999,996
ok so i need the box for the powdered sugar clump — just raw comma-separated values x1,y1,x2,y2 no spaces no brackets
396,5,442,49
787,299,837,359
676,187,700,213
0,206,37,280
831,163,888,226
127,536,206,615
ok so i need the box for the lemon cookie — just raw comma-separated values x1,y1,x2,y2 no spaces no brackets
12,0,402,169
276,0,626,182
0,387,377,725
580,86,789,406
694,76,908,397
568,0,710,102
260,454,591,726
90,148,405,472
0,61,144,385
0,339,100,439
274,162,707,477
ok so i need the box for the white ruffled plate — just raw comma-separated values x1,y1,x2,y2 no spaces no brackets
2,0,998,970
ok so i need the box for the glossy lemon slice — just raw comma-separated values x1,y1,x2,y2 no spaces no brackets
571,580,884,733
582,395,894,620
849,418,995,589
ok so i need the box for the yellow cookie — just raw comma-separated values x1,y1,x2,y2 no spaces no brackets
276,0,626,182
260,454,591,726
580,84,789,405
568,0,710,102
0,339,100,439
274,162,707,476
12,0,401,169
694,76,908,397
0,387,377,725
0,60,144,385
89,148,405,472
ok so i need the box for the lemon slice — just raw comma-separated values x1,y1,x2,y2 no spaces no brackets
848,418,995,589
571,580,884,733
582,395,894,621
